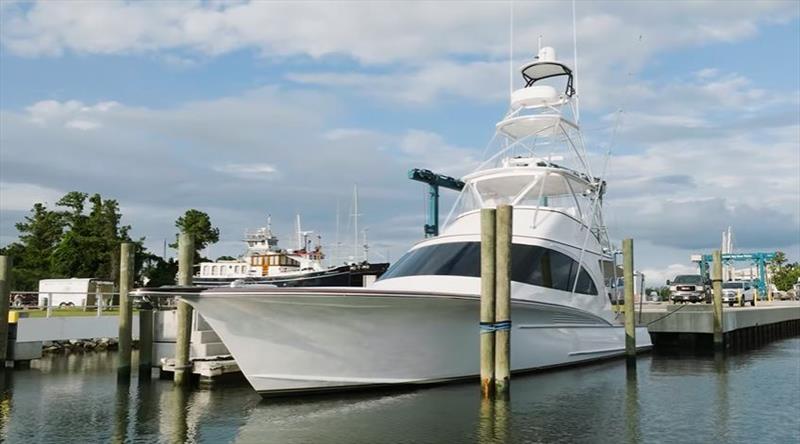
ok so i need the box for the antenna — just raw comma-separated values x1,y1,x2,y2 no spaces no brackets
571,0,580,123
509,0,514,100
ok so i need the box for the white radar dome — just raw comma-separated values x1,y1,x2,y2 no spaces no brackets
538,46,556,62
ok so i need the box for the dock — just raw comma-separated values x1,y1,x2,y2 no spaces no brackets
639,301,800,350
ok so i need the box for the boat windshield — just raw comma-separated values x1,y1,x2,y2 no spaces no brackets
379,241,598,295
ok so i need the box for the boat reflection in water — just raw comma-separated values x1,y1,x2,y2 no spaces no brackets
1,341,798,443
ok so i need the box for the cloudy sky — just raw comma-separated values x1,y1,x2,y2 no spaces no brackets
1,0,798,286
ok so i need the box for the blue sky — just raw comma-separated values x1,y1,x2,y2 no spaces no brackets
1,1,798,285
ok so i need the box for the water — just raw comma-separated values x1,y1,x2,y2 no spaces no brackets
1,339,798,443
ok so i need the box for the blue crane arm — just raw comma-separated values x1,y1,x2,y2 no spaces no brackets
408,169,465,237
408,169,465,191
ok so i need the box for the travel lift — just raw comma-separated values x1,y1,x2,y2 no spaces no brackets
408,168,465,237
692,252,776,297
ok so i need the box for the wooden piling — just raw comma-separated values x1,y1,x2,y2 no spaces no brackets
0,256,10,365
494,204,512,397
480,208,496,398
623,239,636,362
174,233,194,386
712,250,723,350
118,242,134,374
138,308,154,377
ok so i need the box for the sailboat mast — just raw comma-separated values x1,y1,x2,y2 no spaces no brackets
335,199,340,265
353,185,359,262
295,214,302,250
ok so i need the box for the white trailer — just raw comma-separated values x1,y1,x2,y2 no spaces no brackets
37,278,115,308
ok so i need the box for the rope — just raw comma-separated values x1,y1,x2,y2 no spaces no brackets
480,320,512,332
646,304,688,326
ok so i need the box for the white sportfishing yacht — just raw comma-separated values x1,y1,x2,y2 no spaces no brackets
176,46,652,396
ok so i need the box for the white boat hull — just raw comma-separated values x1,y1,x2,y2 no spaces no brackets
183,288,651,396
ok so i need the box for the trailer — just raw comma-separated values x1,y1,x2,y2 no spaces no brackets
37,278,115,308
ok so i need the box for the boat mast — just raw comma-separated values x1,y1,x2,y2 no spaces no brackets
295,214,302,250
353,184,359,262
335,199,340,265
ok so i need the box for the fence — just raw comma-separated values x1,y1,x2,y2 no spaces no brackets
8,291,178,318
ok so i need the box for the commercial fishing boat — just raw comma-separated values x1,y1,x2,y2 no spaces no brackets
194,215,388,288
176,46,652,395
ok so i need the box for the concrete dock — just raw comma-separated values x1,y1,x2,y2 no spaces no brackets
639,301,800,350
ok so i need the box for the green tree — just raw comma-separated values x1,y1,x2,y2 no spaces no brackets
1,191,141,290
170,209,219,263
141,254,178,287
49,192,132,283
2,203,65,290
772,262,800,291
216,255,237,261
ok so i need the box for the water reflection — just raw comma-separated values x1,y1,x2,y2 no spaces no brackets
477,396,511,444
624,367,640,444
0,339,797,443
112,379,130,444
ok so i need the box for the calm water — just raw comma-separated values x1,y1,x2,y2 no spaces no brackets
1,339,798,443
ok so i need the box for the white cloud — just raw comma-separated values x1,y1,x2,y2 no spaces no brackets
214,163,278,179
64,119,101,130
3,1,796,65
288,60,507,105
641,263,699,288
0,182,65,211
26,99,117,129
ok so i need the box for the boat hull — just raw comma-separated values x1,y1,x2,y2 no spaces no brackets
182,289,652,396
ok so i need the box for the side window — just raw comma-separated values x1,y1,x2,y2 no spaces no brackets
548,250,577,291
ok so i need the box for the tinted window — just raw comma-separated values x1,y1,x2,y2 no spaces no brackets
381,242,598,295
722,282,744,289
673,275,703,284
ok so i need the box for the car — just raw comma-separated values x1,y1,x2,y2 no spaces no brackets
721,281,755,307
667,274,710,303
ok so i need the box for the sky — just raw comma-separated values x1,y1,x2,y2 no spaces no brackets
0,0,798,287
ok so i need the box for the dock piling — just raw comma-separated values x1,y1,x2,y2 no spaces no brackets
494,204,512,397
0,256,10,365
623,239,636,363
480,208,496,398
118,242,134,375
139,308,154,378
712,250,723,350
174,233,194,386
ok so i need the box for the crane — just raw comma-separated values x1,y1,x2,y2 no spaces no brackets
692,252,776,296
408,168,465,237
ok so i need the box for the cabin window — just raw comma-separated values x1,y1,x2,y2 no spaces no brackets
381,241,598,295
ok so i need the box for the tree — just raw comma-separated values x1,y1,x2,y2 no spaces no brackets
49,192,132,283
216,255,237,261
170,209,219,263
3,203,65,289
769,251,787,274
772,262,800,291
1,191,138,290
141,254,178,287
